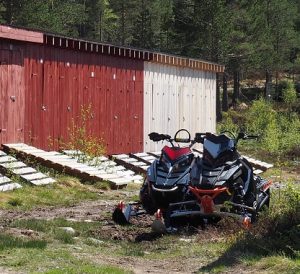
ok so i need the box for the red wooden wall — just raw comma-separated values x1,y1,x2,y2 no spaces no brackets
0,40,25,145
23,44,144,154
1,39,143,154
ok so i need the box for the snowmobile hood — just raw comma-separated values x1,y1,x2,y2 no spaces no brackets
203,136,235,159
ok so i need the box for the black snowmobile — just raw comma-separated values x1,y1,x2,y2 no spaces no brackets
113,129,200,230
112,130,272,231
167,131,272,228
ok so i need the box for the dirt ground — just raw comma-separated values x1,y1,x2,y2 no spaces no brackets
0,199,245,274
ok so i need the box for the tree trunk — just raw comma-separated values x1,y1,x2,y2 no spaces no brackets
232,70,240,106
265,69,272,100
216,73,222,122
222,73,228,112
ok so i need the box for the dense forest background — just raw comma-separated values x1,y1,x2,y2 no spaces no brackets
0,0,299,76
0,0,300,111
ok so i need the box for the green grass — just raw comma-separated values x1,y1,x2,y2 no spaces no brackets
0,234,47,250
0,176,99,210
0,242,131,274
43,265,131,274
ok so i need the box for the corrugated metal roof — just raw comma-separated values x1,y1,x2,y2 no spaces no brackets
0,24,224,72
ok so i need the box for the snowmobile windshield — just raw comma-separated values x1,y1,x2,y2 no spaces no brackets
203,136,235,159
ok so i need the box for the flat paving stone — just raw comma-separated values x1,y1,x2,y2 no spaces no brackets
140,156,156,161
62,150,84,155
122,158,138,163
0,162,27,169
254,169,263,175
98,161,117,168
3,143,27,148
134,152,149,157
86,170,107,176
111,166,126,171
30,178,56,186
12,167,37,175
131,161,147,167
21,172,47,181
112,154,129,160
0,156,17,163
0,176,12,185
0,183,22,192
95,174,122,180
117,170,135,176
76,167,99,173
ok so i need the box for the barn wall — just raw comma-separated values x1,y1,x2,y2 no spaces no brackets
0,40,25,145
22,44,144,154
144,62,216,152
1,27,220,155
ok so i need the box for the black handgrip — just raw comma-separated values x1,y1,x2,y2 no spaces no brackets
149,132,161,142
194,133,205,143
149,132,171,142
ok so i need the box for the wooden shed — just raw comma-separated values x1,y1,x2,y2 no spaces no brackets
0,25,224,154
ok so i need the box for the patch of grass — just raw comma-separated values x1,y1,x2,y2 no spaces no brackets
0,176,100,210
251,255,300,273
0,243,131,274
7,197,23,207
198,184,300,273
94,181,111,190
53,229,75,244
10,218,100,238
43,265,131,274
0,233,47,250
11,218,49,232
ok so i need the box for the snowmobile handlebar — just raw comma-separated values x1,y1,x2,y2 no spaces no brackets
148,132,171,142
194,132,259,145
236,132,259,141
149,129,193,144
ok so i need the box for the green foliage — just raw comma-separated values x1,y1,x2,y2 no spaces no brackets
0,0,299,79
63,104,106,163
282,80,298,105
218,98,300,156
6,0,86,36
242,184,300,257
217,111,239,135
246,98,276,135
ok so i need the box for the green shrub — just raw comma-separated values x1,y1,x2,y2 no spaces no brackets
218,97,300,157
261,117,280,152
246,98,276,136
282,80,297,106
228,184,300,258
217,110,239,135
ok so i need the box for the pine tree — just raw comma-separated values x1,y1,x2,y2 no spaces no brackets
245,0,298,97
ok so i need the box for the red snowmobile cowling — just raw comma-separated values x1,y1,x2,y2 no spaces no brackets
162,146,192,161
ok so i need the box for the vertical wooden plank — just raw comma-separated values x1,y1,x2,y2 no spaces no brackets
0,47,9,145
